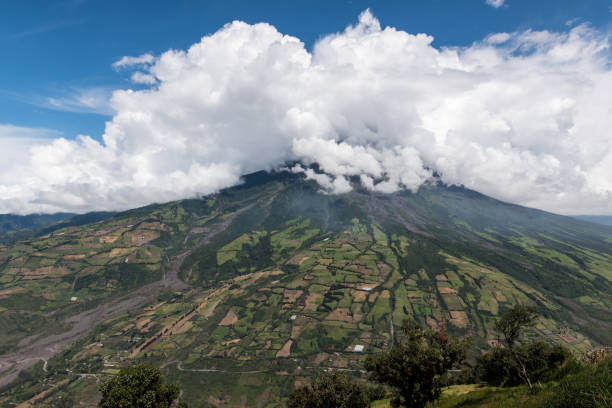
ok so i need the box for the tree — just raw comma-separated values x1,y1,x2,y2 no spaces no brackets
494,304,538,348
364,324,469,408
494,304,539,390
98,364,187,408
477,341,575,387
287,371,372,408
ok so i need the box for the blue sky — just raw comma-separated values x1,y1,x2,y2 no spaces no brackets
2,0,611,140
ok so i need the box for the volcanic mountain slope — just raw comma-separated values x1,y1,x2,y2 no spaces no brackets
0,171,611,406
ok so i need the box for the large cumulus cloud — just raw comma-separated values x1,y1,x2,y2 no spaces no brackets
2,10,612,215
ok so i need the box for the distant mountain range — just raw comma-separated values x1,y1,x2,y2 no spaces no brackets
574,215,612,227
0,171,610,406
0,212,116,244
0,213,74,243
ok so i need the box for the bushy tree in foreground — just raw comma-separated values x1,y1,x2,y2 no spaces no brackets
494,304,538,348
364,324,469,408
493,304,540,390
477,303,583,392
477,341,577,387
99,364,187,408
287,371,377,408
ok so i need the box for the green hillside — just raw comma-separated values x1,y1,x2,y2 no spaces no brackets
0,171,610,407
0,213,74,244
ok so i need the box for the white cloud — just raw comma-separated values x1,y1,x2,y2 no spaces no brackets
486,32,511,44
114,54,158,84
112,53,154,69
291,165,353,194
0,124,62,194
486,0,505,8
0,124,61,139
2,10,612,215
130,71,157,84
42,87,113,115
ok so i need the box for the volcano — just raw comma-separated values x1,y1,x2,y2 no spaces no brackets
0,170,610,406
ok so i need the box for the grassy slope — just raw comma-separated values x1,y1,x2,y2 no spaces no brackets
0,172,611,406
375,357,611,408
372,384,555,408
